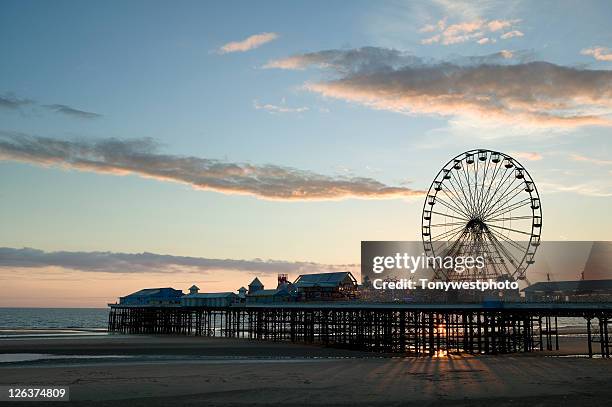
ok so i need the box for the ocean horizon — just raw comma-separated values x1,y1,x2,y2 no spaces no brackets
0,307,109,332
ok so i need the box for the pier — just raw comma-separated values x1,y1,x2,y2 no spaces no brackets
108,303,611,358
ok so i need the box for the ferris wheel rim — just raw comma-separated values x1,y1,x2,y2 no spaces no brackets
421,149,542,281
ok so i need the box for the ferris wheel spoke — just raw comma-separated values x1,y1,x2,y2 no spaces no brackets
431,240,458,258
483,231,514,274
435,196,472,219
473,158,479,209
486,230,523,269
430,210,469,221
445,175,474,215
440,185,473,216
430,220,471,228
479,166,513,216
485,197,532,219
486,223,533,236
486,226,529,253
481,171,516,217
485,187,526,220
479,156,492,204
485,215,534,222
482,179,526,219
450,170,475,215
479,160,503,213
480,176,521,216
430,224,466,241
438,229,469,258
473,156,486,210
461,164,477,214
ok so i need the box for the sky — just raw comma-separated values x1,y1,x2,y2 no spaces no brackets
0,0,611,307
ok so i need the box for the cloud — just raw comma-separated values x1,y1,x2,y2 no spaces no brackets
0,93,33,110
512,152,543,161
266,47,612,129
500,30,524,40
0,132,423,201
0,247,355,274
218,32,278,54
253,100,309,114
540,181,612,197
0,92,101,119
419,18,521,45
487,19,513,32
570,153,612,166
43,104,102,119
581,46,612,62
264,46,423,72
419,18,447,33
477,37,495,45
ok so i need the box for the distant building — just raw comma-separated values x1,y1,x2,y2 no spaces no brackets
181,292,239,307
238,286,247,301
246,274,296,303
522,279,612,302
247,286,295,303
189,285,199,295
293,272,358,301
248,277,264,293
119,288,183,306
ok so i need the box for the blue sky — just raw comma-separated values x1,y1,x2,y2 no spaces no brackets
0,0,611,305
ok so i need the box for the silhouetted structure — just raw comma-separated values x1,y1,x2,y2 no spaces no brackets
293,272,357,301
119,288,183,306
523,280,612,302
109,302,611,358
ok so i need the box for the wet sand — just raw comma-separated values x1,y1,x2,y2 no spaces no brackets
0,335,610,406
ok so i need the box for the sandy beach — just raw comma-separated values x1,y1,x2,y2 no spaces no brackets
1,335,610,406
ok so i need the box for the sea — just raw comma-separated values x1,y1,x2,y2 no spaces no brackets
0,308,109,337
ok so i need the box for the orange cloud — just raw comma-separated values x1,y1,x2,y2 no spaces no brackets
581,46,612,62
268,47,612,129
218,32,278,54
0,133,424,201
420,18,521,46
500,30,524,40
512,152,543,161
570,154,612,166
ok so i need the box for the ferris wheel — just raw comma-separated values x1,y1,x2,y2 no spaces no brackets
421,149,542,282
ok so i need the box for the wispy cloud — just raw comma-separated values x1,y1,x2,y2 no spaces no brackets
570,153,612,166
540,181,612,197
253,100,309,114
218,32,278,54
43,104,102,119
487,19,513,32
0,132,423,201
266,47,612,129
477,37,495,45
0,92,101,119
0,247,355,274
420,18,522,45
513,152,543,161
0,93,33,110
500,30,524,39
264,46,423,72
581,46,612,62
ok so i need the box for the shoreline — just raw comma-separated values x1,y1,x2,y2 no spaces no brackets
0,336,610,406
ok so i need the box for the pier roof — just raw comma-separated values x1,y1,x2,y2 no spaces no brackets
293,272,356,288
183,292,237,298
